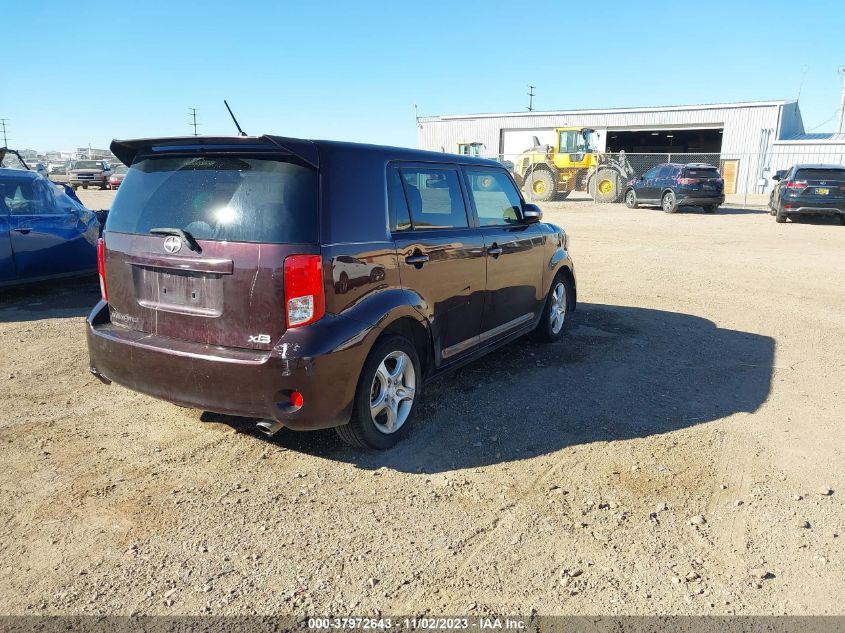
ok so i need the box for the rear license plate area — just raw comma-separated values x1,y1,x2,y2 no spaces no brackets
133,266,223,317
817,188,829,195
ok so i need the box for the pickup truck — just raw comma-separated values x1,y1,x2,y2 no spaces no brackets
68,159,113,190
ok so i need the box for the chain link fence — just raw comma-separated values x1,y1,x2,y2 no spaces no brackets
483,149,845,206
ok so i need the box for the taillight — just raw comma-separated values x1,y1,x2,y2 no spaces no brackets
677,177,700,185
97,237,108,302
284,255,324,328
786,180,807,190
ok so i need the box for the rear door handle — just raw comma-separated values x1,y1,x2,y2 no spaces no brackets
12,228,32,234
487,244,503,257
405,254,430,266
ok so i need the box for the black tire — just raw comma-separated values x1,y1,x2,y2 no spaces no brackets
82,184,88,190
775,204,787,223
531,272,572,343
703,205,717,213
624,188,638,209
839,215,845,225
523,169,555,202
661,191,679,213
335,272,349,294
335,334,421,449
590,168,622,203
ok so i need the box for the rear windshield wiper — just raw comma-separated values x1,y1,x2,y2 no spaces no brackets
149,227,202,253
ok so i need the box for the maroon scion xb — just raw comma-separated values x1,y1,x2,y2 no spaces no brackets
86,135,577,449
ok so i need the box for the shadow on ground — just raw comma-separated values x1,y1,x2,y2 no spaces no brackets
217,302,775,472
0,276,99,323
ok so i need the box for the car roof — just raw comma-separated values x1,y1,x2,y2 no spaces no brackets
792,163,845,170
110,135,502,169
0,167,42,181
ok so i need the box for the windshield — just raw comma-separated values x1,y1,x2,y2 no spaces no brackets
105,155,318,244
73,160,102,170
558,130,594,153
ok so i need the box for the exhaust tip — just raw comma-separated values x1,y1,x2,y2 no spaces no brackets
256,419,284,437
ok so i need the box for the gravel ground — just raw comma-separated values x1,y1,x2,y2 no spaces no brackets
1,191,844,616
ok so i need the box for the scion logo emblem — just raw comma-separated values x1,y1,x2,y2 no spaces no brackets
163,236,182,254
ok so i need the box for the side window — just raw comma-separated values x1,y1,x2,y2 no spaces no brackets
387,167,411,231
657,166,674,178
3,180,41,215
399,167,469,230
642,166,660,179
465,169,523,226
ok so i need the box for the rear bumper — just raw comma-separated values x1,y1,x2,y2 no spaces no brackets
86,301,379,430
782,203,844,216
677,194,725,206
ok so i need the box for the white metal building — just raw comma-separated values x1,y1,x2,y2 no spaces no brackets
417,100,845,195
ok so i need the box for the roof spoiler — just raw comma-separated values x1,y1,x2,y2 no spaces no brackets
109,135,319,169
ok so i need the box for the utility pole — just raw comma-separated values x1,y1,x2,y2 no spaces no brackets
189,108,200,136
838,67,845,134
0,119,8,147
527,85,535,112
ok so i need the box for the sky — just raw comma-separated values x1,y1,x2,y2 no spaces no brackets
3,0,845,152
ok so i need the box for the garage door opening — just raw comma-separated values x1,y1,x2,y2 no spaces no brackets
606,129,723,153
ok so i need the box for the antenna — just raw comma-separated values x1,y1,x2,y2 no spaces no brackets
0,118,8,147
189,108,200,136
527,85,535,112
838,66,845,135
224,100,247,137
796,65,808,101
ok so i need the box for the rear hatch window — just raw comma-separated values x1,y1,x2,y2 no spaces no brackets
794,168,845,182
682,167,721,179
107,155,318,243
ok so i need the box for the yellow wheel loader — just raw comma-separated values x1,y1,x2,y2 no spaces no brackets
511,128,634,203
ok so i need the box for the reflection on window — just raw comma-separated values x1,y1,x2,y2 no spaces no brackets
467,170,523,227
399,169,468,230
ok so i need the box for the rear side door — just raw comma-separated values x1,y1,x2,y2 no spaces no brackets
656,165,678,196
390,163,486,364
463,167,544,338
637,166,661,200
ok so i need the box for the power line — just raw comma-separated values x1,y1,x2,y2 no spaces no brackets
189,108,200,136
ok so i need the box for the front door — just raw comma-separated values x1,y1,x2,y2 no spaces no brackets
389,164,486,364
463,167,544,338
7,179,90,280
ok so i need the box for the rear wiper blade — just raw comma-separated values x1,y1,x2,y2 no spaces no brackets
149,227,202,253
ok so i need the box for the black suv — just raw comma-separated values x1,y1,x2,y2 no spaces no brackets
624,163,725,213
86,135,577,449
769,164,845,224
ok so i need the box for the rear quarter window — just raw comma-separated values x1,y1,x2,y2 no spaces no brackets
106,155,318,244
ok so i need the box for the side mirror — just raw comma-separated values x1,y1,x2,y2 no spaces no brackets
772,170,785,181
523,203,542,224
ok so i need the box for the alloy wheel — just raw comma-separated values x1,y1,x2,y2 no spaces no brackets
369,351,416,434
550,282,567,334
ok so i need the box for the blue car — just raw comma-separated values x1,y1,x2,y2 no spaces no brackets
1,163,100,286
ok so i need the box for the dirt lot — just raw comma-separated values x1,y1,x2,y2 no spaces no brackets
1,191,844,617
